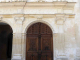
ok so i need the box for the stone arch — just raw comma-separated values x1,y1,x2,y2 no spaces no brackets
24,20,54,34
0,21,13,31
22,20,57,60
0,21,13,60
22,20,56,60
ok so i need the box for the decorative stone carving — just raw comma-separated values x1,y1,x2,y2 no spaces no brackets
14,17,25,24
55,15,66,25
37,17,42,20
37,16,43,20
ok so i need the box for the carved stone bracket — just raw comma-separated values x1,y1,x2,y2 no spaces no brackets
37,15,43,20
14,17,25,24
37,17,43,20
55,14,66,25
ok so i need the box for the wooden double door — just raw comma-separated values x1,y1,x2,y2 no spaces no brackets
26,23,53,60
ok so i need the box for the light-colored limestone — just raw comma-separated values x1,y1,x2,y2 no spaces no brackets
0,0,79,60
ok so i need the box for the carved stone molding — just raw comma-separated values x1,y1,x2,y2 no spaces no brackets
14,17,25,24
37,17,43,20
55,15,66,25
37,15,43,20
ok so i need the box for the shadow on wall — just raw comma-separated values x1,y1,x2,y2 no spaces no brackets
0,25,13,60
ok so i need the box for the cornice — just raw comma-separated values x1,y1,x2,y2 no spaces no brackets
0,2,76,8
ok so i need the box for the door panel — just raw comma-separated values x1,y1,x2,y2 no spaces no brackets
33,56,38,60
27,37,38,51
26,55,31,60
26,23,53,60
41,37,51,51
41,23,47,34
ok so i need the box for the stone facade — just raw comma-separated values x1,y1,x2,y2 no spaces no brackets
0,0,80,60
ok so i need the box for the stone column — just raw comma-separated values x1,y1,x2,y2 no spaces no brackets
11,17,25,60
12,33,22,60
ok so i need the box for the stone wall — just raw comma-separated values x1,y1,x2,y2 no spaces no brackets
0,0,79,60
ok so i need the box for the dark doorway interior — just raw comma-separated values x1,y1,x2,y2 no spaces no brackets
0,23,13,60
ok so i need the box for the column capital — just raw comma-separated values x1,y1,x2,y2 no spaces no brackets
36,15,43,20
55,14,66,25
14,17,25,24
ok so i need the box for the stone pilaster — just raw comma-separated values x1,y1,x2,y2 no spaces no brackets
55,14,66,59
12,33,22,60
11,17,25,60
75,21,80,60
75,0,80,60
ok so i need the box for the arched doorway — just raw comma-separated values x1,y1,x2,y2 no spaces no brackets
0,22,13,60
26,22,53,60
